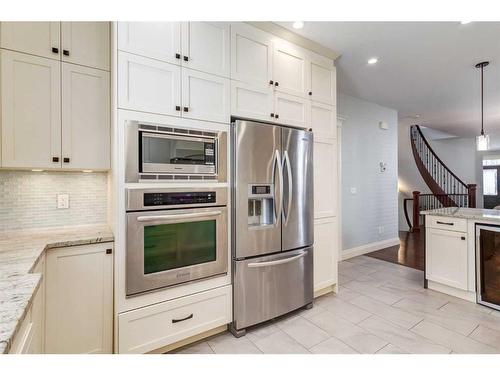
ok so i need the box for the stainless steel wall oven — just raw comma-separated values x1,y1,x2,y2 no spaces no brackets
125,121,227,182
126,186,228,296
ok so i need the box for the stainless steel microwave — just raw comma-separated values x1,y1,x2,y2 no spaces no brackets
125,121,227,182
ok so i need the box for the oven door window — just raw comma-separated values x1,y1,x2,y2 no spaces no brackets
143,220,216,274
142,133,210,166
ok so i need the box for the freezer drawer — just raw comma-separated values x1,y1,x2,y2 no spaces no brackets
233,247,313,330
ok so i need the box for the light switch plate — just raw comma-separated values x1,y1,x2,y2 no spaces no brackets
350,187,357,194
57,194,69,209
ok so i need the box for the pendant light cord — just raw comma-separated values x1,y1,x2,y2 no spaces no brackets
481,64,484,136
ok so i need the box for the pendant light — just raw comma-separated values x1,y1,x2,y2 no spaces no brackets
476,61,490,151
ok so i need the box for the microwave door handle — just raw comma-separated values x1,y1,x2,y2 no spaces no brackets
137,211,222,222
283,150,292,225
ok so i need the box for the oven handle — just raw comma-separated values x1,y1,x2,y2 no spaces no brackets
136,211,222,222
247,251,307,268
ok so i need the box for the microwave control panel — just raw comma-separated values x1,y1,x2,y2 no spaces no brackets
204,143,215,165
144,192,216,206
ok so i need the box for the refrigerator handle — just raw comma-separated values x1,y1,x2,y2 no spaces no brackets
283,150,293,225
272,149,283,225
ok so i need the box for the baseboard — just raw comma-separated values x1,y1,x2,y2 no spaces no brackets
341,237,400,260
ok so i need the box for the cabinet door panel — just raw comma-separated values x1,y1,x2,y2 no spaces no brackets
230,80,274,122
61,22,110,70
118,22,181,65
62,63,110,170
182,68,230,123
231,23,272,85
0,21,60,59
181,22,230,77
426,228,468,290
1,50,61,168
314,140,337,219
309,53,336,105
310,101,337,139
273,40,307,98
118,52,181,116
314,217,338,291
274,92,308,128
45,243,113,354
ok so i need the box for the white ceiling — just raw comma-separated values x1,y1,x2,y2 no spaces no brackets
277,22,500,137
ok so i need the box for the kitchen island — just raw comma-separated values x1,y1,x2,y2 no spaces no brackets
421,207,500,307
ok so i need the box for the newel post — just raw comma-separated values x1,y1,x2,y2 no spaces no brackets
412,191,421,232
468,184,477,208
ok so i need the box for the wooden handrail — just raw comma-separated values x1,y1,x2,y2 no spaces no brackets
412,125,468,188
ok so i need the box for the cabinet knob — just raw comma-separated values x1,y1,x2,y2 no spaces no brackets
275,114,280,119
63,50,70,56
270,113,275,118
274,81,279,87
52,157,59,163
51,47,59,54
461,236,466,241
106,248,113,254
63,157,70,163
183,56,189,62
308,91,312,96
269,80,274,85
175,105,181,111
175,53,181,59
183,107,189,112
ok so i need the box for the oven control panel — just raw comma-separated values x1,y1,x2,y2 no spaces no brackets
143,192,216,206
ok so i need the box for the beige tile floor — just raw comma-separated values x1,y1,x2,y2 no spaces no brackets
173,255,500,354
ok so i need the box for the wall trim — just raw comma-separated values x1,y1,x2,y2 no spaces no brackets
341,237,400,260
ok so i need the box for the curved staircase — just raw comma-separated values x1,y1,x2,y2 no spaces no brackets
404,125,476,231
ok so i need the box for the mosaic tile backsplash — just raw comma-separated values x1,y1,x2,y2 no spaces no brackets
0,171,108,231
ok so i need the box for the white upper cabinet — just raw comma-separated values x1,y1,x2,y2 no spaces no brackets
310,101,337,139
231,80,274,123
1,50,61,169
118,51,181,117
62,63,110,170
181,22,230,77
272,40,308,98
231,23,273,86
274,92,308,128
0,22,61,60
182,68,230,123
118,22,182,65
61,22,110,71
308,52,336,105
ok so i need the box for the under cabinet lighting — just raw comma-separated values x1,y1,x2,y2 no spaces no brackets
460,21,471,24
82,170,93,173
292,21,304,29
367,57,378,65
31,169,44,172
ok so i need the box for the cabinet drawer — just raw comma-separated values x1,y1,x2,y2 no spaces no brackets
426,215,467,232
118,285,231,354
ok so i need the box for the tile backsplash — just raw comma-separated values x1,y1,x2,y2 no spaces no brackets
0,171,108,231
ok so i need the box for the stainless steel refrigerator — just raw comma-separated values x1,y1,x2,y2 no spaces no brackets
230,119,314,336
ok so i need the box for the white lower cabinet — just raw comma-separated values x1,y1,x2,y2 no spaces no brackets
45,243,113,354
314,217,339,292
118,285,232,354
314,140,338,219
426,227,468,290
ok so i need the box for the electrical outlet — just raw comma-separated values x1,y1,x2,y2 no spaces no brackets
57,194,69,209
350,187,357,194
378,226,385,234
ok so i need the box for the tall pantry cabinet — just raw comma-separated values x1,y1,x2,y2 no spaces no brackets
0,22,111,170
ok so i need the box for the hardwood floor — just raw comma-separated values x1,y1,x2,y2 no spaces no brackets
366,230,425,271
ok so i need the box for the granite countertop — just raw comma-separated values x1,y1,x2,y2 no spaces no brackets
421,207,500,222
0,224,113,354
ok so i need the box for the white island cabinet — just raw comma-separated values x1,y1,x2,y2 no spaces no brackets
423,208,500,303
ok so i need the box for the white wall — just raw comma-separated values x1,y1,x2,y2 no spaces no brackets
398,122,483,231
0,171,108,231
339,94,399,253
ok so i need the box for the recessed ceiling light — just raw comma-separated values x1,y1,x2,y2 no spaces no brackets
292,21,304,29
367,57,378,65
460,21,471,24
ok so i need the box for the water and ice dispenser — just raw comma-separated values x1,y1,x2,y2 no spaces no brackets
247,184,274,227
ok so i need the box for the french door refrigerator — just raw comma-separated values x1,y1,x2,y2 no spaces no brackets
231,119,314,336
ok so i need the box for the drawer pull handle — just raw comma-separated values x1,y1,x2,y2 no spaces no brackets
436,221,454,226
172,313,193,323
247,251,307,268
